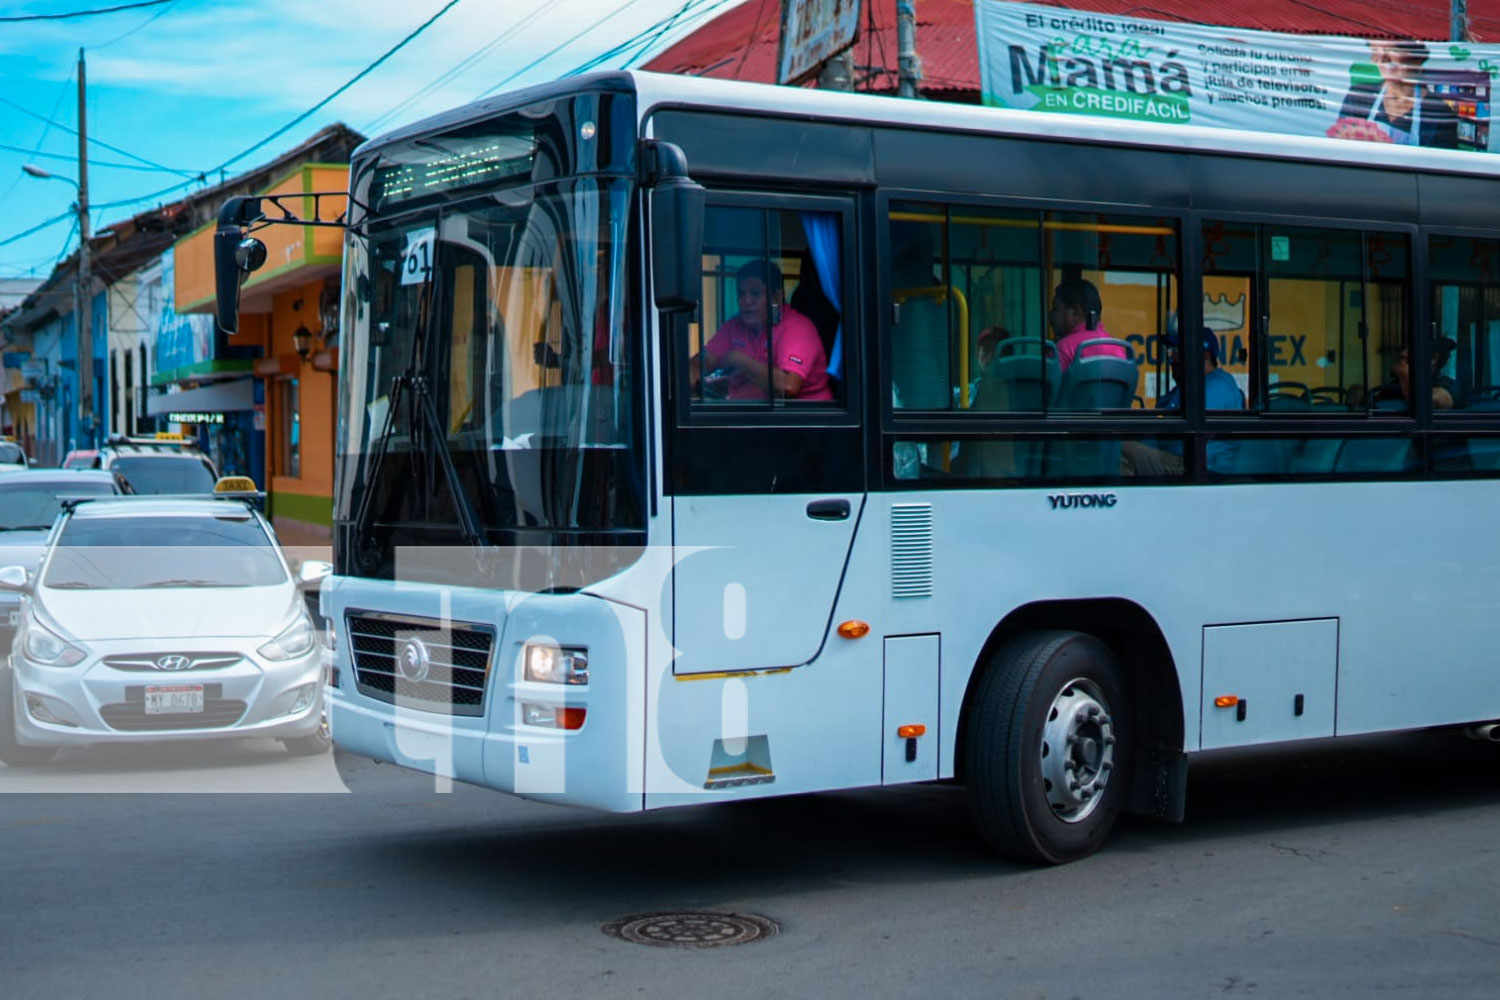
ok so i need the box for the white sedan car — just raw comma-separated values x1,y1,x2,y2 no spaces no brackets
0,494,328,765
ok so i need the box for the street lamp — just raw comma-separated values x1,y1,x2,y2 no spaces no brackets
22,160,93,451
21,164,76,187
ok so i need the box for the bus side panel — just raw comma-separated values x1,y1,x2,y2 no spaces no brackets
645,499,885,807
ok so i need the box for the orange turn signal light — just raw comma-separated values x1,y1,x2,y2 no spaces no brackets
837,620,871,639
1213,695,1239,709
556,707,587,730
897,724,926,739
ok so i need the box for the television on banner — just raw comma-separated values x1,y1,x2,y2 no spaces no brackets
778,0,862,86
975,0,1496,152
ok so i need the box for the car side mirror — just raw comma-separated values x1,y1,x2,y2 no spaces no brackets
295,559,332,590
0,565,31,594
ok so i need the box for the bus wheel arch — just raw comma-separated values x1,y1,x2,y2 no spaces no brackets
955,599,1186,838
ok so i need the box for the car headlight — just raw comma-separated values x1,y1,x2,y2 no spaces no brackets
259,612,316,661
22,611,86,667
523,643,589,685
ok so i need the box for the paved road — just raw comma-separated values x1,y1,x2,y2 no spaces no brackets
3,731,1499,999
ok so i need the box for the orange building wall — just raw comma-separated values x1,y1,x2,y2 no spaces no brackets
265,277,338,531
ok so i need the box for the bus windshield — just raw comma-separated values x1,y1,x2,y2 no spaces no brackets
336,173,641,573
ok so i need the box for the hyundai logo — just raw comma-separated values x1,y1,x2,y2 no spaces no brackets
154,654,192,672
397,637,431,684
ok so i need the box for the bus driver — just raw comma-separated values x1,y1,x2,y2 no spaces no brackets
690,259,833,402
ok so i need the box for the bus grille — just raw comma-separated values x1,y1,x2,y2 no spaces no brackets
345,612,494,717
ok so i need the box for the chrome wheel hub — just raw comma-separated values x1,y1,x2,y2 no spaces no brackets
1039,677,1116,823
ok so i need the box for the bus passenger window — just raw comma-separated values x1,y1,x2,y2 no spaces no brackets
689,204,845,410
885,203,1178,416
1430,234,1500,413
1204,222,1410,414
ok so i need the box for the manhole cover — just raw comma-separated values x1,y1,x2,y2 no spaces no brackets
602,910,779,948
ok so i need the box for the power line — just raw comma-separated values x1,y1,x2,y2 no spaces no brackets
0,141,188,173
0,95,200,176
0,70,74,208
209,0,467,175
363,0,552,135
0,211,75,249
0,0,175,22
567,0,724,75
476,0,653,99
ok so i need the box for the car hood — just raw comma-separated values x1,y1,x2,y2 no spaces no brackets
0,530,50,572
36,583,298,641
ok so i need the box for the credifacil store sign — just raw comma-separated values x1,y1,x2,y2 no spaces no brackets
975,0,1497,152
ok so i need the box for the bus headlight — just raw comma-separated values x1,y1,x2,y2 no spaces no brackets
523,644,589,685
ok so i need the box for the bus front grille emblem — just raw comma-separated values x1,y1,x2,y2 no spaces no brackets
397,637,432,684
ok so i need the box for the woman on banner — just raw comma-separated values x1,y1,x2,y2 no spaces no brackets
1331,40,1459,150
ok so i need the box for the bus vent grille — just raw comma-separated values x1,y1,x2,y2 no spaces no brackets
890,503,934,599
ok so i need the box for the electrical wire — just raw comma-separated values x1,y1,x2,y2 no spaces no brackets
362,0,552,135
0,211,75,249
0,141,186,173
566,0,710,76
0,95,200,176
474,0,654,99
207,0,467,175
89,0,181,50
0,0,175,22
731,0,773,80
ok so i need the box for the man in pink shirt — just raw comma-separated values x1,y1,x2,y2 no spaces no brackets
690,260,833,402
1050,277,1127,372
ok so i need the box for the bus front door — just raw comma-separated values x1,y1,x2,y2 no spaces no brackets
669,432,864,675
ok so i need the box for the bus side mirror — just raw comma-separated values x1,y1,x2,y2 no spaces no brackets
213,197,267,337
646,142,705,314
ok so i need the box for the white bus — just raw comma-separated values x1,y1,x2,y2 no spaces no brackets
218,71,1500,863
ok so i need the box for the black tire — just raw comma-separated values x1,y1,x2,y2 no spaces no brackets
0,669,58,767
281,709,331,756
965,629,1129,864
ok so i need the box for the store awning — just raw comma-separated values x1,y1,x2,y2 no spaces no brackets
146,377,254,416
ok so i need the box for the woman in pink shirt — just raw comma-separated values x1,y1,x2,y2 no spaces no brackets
1050,277,1127,372
690,260,832,402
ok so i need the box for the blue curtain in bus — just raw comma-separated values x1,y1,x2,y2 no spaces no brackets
801,212,843,379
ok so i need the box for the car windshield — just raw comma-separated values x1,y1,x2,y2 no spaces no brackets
0,481,118,531
63,454,95,469
43,514,287,589
111,455,216,494
0,443,24,464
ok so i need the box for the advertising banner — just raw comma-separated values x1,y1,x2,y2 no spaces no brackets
975,0,1497,152
778,0,862,85
154,250,215,373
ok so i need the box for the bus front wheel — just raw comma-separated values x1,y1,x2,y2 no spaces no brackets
965,630,1129,864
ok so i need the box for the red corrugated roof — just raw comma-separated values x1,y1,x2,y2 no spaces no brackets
645,0,1500,97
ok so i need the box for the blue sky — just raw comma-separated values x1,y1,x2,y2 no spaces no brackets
0,0,747,279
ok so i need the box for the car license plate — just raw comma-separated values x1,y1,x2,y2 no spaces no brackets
144,685,204,715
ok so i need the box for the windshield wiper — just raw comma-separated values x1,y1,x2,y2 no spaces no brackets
45,581,101,589
0,525,52,532
138,579,231,588
351,233,487,566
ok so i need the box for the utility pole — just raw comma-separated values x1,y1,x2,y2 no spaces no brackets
817,50,854,91
896,0,921,99
1452,0,1469,40
76,47,94,448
